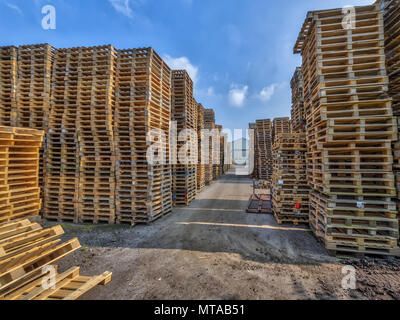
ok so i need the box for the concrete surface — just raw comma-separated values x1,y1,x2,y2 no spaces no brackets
51,170,400,300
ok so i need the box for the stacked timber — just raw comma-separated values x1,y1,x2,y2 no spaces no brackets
271,133,310,225
294,2,400,257
77,46,117,224
45,47,80,223
273,117,291,140
383,0,400,241
131,48,172,223
16,44,54,212
0,46,17,127
249,123,258,177
0,126,43,223
204,108,215,185
171,70,197,206
197,103,206,190
290,68,306,133
0,219,111,300
255,119,273,181
114,49,135,223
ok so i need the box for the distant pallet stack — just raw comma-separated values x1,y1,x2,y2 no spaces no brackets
273,117,291,140
16,44,54,208
197,103,206,190
45,47,81,223
249,123,258,177
76,46,117,224
204,108,215,185
295,2,400,257
271,133,310,225
0,126,43,223
290,68,306,133
383,0,400,238
214,124,223,180
255,119,273,181
0,46,17,127
171,70,197,206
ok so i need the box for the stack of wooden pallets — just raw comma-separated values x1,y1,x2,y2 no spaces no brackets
383,0,400,239
271,133,310,225
45,47,81,223
171,70,197,206
290,68,306,133
114,49,136,224
0,126,43,223
295,2,400,257
249,123,258,177
130,48,172,223
77,46,117,224
0,46,17,127
255,119,273,181
214,125,223,180
16,44,54,213
204,109,215,185
0,219,111,300
273,117,291,141
197,103,206,190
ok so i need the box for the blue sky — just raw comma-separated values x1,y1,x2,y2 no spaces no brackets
0,0,375,133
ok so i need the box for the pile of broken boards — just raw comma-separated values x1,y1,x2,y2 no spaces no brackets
0,219,111,300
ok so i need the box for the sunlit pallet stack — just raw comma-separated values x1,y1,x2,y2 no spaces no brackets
249,123,258,177
255,119,273,181
197,103,206,190
271,133,310,225
113,49,136,223
295,2,400,257
76,46,117,224
214,124,223,180
16,44,54,211
45,47,81,223
0,46,17,127
0,219,111,300
273,117,291,141
130,48,172,223
383,0,400,238
290,67,306,133
0,126,43,223
171,70,197,206
204,108,215,185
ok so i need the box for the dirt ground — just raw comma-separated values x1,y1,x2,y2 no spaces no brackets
46,169,400,300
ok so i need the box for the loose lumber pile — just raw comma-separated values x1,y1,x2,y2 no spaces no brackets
290,68,306,133
383,0,400,243
0,219,111,300
197,104,206,190
0,46,17,127
294,2,400,257
272,133,310,225
0,126,43,223
204,109,215,185
273,117,291,141
171,70,197,206
255,119,273,181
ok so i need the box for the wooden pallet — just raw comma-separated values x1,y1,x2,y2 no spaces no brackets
0,219,111,300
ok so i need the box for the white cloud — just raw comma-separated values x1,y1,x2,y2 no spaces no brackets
108,0,133,18
5,2,22,15
258,84,277,102
228,84,248,108
164,55,199,84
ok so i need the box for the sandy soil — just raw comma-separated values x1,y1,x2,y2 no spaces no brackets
47,170,400,300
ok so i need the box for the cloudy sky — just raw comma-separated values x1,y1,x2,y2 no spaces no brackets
0,0,375,133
